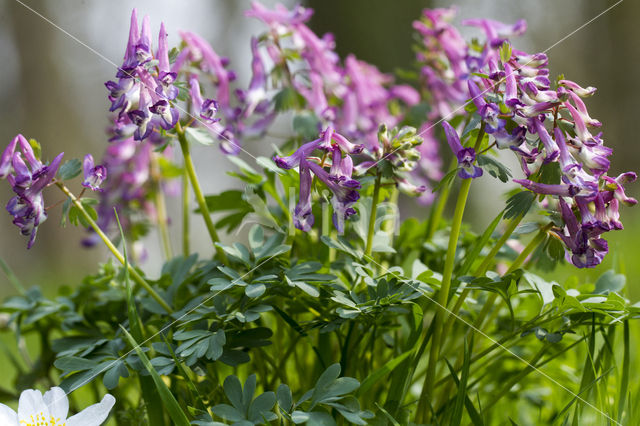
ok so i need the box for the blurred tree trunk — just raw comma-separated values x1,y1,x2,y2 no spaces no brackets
308,0,431,73
2,1,98,288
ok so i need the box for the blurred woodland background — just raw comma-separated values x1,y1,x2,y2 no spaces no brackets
0,0,638,298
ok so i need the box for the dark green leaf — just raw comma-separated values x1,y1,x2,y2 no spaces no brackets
477,155,512,183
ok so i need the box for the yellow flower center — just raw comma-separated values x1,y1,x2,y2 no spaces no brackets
20,412,65,425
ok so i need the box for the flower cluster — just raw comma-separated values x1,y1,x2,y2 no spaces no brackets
417,8,635,267
0,135,63,248
106,10,179,142
274,127,363,232
410,8,526,197
246,2,421,153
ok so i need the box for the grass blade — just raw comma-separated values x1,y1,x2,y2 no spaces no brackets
115,209,166,426
458,210,503,276
617,321,629,423
120,326,191,426
357,349,413,396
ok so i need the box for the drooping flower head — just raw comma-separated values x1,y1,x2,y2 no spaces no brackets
1,135,63,249
442,121,482,179
274,127,362,232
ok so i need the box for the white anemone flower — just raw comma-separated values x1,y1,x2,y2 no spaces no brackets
0,386,115,425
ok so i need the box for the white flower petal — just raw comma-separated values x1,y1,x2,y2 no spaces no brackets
17,389,49,424
66,394,115,426
43,387,69,422
0,403,18,425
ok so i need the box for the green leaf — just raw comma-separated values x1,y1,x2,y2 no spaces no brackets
28,138,41,159
504,191,535,220
594,270,625,294
357,349,413,396
57,159,82,180
185,127,215,146
477,155,512,183
432,168,458,193
277,384,293,413
120,327,191,426
538,161,562,185
274,87,305,111
293,113,320,140
458,210,503,276
248,392,276,423
499,41,512,63
245,283,266,298
320,236,362,259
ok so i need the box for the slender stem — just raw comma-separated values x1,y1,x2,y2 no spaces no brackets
0,257,26,295
365,170,382,258
426,158,456,240
418,124,485,423
182,170,190,257
56,182,173,313
384,188,399,243
418,174,473,421
176,123,228,263
483,343,549,410
151,155,173,260
471,223,552,330
442,214,525,337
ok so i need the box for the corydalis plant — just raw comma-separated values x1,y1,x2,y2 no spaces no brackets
0,3,638,426
413,7,636,268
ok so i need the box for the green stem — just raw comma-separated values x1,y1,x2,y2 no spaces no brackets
56,182,172,313
182,170,190,257
0,257,26,295
176,123,228,263
152,155,173,260
426,158,457,240
483,343,549,410
417,124,485,423
470,223,552,329
364,170,382,258
442,214,525,339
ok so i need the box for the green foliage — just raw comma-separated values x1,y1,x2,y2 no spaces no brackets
57,158,82,180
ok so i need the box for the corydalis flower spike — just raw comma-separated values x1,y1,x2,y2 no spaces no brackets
442,121,482,179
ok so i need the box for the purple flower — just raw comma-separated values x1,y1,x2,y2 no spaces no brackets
82,154,107,192
513,179,579,197
1,135,63,248
274,128,362,232
241,37,268,117
602,172,637,206
531,118,559,163
462,17,526,48
558,79,596,97
554,197,608,268
156,22,178,101
307,160,360,233
442,121,482,179
293,161,314,232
